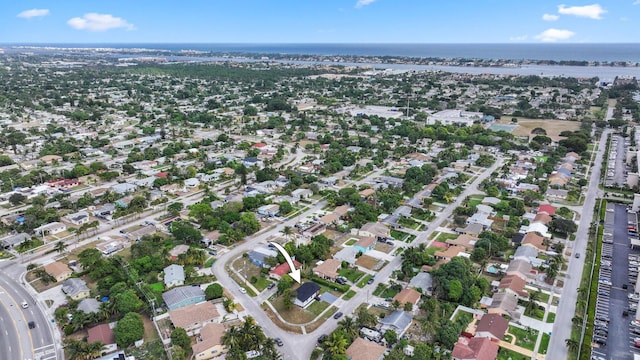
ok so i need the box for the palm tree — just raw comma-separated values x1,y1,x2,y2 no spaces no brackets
565,338,579,353
571,316,583,328
338,316,358,341
323,332,348,356
54,241,68,254
222,326,241,349
283,226,293,243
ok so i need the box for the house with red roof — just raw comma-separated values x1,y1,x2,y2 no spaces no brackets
538,204,556,215
155,171,169,178
269,260,302,280
452,336,499,360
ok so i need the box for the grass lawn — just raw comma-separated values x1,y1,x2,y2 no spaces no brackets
539,333,551,354
205,258,215,267
497,348,529,360
339,267,365,283
271,294,317,324
253,276,271,292
380,287,400,299
373,283,386,296
398,217,420,230
149,282,164,292
524,304,545,321
307,300,330,317
390,230,408,241
469,199,482,207
344,239,357,246
405,234,416,243
356,275,372,288
537,291,550,303
344,290,356,300
436,232,458,241
509,325,538,351
546,312,556,323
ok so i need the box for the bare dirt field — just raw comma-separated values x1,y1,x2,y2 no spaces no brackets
498,117,581,141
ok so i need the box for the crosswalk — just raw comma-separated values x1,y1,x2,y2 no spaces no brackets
33,343,57,360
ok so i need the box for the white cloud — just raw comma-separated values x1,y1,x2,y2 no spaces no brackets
509,35,528,41
17,9,49,19
535,28,576,42
558,4,606,19
542,13,559,21
634,0,640,5
355,0,376,8
67,13,135,32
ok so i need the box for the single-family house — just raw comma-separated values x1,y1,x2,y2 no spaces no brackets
169,245,190,261
475,313,509,341
392,288,421,310
354,236,376,253
77,298,101,314
522,232,547,251
61,278,90,300
506,259,533,281
498,274,528,299
110,182,137,195
44,261,73,282
302,223,326,238
193,323,228,360
1,233,30,249
162,286,206,310
269,260,302,281
408,272,433,296
87,324,117,355
538,204,556,216
333,247,359,265
257,204,280,217
34,222,67,236
378,310,413,337
434,245,466,261
93,203,116,220
455,223,484,237
488,292,521,320
313,259,342,281
358,222,390,240
291,188,313,200
295,282,320,309
248,246,278,268
345,338,386,360
451,336,499,360
445,234,477,251
164,264,185,288
64,211,90,226
169,301,220,335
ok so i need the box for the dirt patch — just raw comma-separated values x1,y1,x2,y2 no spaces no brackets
142,314,160,342
374,242,393,254
356,255,381,270
262,304,303,333
498,117,581,141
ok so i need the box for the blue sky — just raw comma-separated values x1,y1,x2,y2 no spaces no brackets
2,1,640,43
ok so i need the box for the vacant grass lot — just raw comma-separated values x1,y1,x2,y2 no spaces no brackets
509,326,538,351
339,267,365,283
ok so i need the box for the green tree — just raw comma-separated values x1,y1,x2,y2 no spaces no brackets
171,222,203,244
168,202,184,217
384,329,398,347
448,279,463,301
115,290,144,314
205,283,224,300
171,327,191,350
114,312,144,347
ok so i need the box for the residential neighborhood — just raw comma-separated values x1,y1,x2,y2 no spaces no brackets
0,45,637,360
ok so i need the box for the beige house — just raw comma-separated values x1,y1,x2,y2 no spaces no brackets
192,323,227,360
169,301,220,335
313,258,342,281
44,261,73,282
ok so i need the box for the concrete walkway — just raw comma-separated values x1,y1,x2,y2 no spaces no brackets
499,340,546,360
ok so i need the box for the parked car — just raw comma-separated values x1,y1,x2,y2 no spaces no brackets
333,312,343,319
317,335,328,344
267,283,276,290
275,338,283,347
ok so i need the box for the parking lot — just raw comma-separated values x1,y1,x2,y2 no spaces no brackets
605,135,628,187
592,203,639,360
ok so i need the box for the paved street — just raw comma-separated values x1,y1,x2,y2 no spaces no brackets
0,261,59,360
212,156,504,360
547,128,610,359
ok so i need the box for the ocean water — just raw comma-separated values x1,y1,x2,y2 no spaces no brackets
9,43,640,63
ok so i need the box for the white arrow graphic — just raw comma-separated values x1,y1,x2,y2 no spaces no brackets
269,241,301,284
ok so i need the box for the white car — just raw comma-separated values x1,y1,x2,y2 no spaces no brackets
239,288,247,294
21,301,29,309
